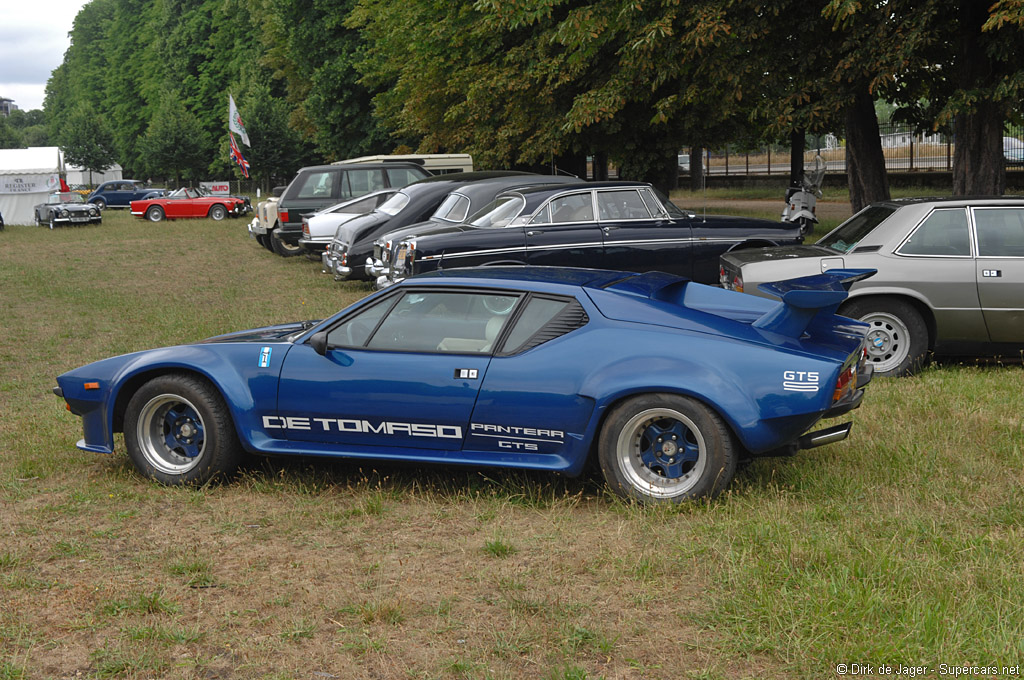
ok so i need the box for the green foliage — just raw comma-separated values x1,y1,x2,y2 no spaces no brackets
140,92,211,182
59,103,118,175
0,118,20,149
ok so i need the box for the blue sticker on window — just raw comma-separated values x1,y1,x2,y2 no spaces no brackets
258,346,272,368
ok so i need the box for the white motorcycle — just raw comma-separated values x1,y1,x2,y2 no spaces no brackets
782,154,825,237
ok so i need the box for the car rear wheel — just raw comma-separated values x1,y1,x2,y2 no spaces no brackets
124,374,243,485
208,204,227,221
271,231,302,257
598,394,737,504
146,206,165,222
841,298,928,377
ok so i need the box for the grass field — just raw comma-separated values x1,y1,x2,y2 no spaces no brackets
1,209,1022,679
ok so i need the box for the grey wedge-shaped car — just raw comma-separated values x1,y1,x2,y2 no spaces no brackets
720,197,1024,376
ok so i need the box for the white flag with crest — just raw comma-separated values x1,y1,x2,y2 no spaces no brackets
228,94,250,147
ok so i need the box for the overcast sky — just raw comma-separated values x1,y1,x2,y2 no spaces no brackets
0,0,91,111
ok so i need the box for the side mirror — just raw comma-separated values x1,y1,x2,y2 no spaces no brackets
309,330,329,356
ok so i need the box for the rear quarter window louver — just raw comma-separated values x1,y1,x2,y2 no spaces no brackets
514,301,589,353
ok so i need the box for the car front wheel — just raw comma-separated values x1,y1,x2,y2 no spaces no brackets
598,394,737,504
208,204,227,221
124,374,243,485
93,197,106,210
841,298,928,377
48,213,56,230
146,206,165,222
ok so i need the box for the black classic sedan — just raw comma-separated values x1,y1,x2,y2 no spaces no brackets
378,182,803,287
324,172,576,281
33,192,102,228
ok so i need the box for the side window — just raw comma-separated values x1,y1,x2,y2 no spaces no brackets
499,296,589,355
343,169,385,198
548,193,594,223
974,208,1024,257
639,188,670,217
326,297,393,348
364,291,521,353
339,193,386,214
529,204,551,225
387,167,426,188
597,189,652,221
433,193,471,222
295,171,336,199
898,209,971,257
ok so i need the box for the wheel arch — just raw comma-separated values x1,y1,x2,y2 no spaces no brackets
110,366,253,451
726,238,781,252
840,291,936,351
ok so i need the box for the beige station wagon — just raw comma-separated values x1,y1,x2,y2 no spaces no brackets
720,197,1024,376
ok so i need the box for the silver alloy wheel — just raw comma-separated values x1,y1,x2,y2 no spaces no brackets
615,407,707,500
135,393,207,475
147,206,164,222
860,311,911,374
209,205,227,221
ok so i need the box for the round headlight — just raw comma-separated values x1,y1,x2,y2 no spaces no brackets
60,210,69,217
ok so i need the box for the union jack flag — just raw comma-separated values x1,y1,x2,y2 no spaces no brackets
229,133,250,178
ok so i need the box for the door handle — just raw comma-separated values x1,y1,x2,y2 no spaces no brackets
602,226,619,233
526,230,542,236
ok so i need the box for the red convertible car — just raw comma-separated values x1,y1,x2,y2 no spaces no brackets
130,188,247,222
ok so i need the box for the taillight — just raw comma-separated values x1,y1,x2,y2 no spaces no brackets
832,363,857,403
279,210,290,223
302,221,310,236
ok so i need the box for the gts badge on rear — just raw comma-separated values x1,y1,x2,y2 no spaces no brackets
783,370,819,392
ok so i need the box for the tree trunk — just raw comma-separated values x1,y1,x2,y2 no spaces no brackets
790,128,805,189
592,151,609,181
951,3,1006,196
689,145,704,191
844,89,890,213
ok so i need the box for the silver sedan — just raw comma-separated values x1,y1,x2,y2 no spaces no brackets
720,197,1024,376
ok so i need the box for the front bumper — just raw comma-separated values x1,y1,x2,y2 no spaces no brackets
365,257,387,278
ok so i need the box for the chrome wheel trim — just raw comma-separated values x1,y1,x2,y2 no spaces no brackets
615,407,707,499
136,393,206,475
861,311,911,374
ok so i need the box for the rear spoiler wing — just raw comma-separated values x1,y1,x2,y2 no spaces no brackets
752,268,876,338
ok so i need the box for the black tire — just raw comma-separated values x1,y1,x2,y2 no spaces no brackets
123,374,244,485
598,394,738,503
208,204,227,221
797,216,815,237
48,213,56,230
255,233,268,248
93,197,106,210
146,206,165,222
841,297,928,377
271,231,302,257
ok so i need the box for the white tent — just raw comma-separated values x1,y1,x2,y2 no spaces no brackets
65,162,123,187
0,147,63,225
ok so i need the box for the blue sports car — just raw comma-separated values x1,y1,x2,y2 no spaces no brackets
54,267,874,503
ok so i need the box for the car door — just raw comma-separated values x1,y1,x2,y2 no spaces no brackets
972,206,1024,342
274,288,522,450
892,207,985,342
524,190,605,266
593,187,692,275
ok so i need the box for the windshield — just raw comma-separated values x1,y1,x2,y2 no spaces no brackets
378,191,410,216
818,205,897,253
52,193,84,204
468,196,526,228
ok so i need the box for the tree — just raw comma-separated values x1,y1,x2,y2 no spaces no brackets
59,103,117,184
141,92,210,182
0,118,21,149
236,77,308,186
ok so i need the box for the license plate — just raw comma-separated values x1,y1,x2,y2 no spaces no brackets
395,246,407,269
70,217,90,222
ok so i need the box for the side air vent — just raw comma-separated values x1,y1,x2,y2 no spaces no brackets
514,301,589,353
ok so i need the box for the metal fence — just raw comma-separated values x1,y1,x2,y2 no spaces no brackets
704,122,1024,176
